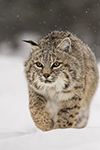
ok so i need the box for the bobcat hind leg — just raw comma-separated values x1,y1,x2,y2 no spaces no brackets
73,104,89,128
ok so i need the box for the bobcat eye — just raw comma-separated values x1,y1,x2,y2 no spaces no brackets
36,62,43,68
52,62,61,68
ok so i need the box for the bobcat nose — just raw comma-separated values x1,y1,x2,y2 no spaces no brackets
43,73,50,79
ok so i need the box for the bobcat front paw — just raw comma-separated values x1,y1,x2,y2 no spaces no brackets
35,117,54,131
54,119,74,129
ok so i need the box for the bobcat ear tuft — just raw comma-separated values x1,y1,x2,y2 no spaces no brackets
57,38,71,52
22,40,38,46
23,40,39,52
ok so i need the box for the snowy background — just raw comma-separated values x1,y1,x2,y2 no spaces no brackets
0,54,100,150
0,0,100,149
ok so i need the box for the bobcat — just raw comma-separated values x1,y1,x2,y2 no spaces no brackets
24,31,99,131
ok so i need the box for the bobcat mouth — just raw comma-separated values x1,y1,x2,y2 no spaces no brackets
45,80,52,83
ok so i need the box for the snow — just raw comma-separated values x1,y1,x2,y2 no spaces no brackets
0,55,100,150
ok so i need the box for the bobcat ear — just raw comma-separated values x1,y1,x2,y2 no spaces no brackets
23,40,39,51
57,38,71,52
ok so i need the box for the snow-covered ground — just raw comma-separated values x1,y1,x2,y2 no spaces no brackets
0,55,100,150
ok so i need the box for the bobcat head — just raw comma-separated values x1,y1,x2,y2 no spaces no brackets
24,32,81,93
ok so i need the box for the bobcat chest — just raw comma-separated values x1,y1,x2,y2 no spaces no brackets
42,87,72,122
44,88,59,122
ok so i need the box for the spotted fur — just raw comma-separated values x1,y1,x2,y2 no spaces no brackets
24,30,99,131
